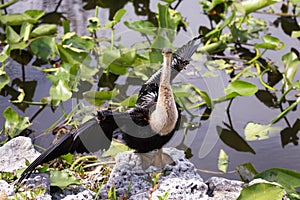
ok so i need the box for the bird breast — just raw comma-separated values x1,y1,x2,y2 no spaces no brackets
149,86,178,136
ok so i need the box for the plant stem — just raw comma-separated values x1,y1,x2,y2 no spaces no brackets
232,65,252,82
70,155,98,171
271,97,300,125
259,68,276,91
110,27,115,50
176,96,198,117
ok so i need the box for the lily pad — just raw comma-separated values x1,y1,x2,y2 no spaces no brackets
30,36,56,61
244,122,281,141
225,80,258,97
49,80,72,102
3,106,31,138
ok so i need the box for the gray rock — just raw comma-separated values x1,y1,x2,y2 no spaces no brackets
206,176,244,200
21,173,50,194
0,136,40,172
52,185,95,200
0,178,51,200
0,180,14,197
99,148,208,199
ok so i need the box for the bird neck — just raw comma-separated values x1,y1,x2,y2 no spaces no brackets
160,54,172,87
149,55,178,136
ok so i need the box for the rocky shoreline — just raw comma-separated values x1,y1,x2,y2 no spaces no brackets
0,136,246,199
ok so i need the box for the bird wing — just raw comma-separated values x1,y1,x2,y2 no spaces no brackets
136,35,202,108
174,35,202,60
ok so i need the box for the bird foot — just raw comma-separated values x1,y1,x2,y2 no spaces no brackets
138,149,175,170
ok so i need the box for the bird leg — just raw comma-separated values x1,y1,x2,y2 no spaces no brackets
139,149,175,170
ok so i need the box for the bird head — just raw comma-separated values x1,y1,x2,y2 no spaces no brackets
162,48,172,57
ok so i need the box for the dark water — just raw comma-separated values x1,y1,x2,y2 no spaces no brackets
1,0,300,181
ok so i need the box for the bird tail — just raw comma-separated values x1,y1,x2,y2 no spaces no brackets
16,110,118,187
16,130,76,187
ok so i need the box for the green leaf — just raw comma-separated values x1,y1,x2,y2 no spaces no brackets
11,87,25,103
244,122,281,141
158,3,169,29
120,94,138,107
160,0,176,3
282,52,299,87
218,149,228,173
102,141,130,158
102,8,126,29
0,46,9,62
201,0,226,12
3,106,31,138
237,182,285,200
151,35,173,50
83,89,118,106
291,30,300,38
236,0,280,15
49,80,72,101
157,3,183,41
100,48,136,75
254,168,300,198
20,22,33,41
46,68,70,85
224,80,258,97
50,170,81,190
254,35,284,50
100,49,120,69
113,8,126,22
60,153,73,165
80,65,99,83
6,26,21,43
0,13,37,25
57,44,90,65
62,19,70,34
293,80,300,91
61,32,94,50
199,40,227,54
30,36,56,61
124,20,156,35
236,163,259,182
0,68,10,91
24,10,45,21
30,24,57,37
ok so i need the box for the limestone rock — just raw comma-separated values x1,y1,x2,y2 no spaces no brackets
206,176,244,200
0,136,40,172
99,148,208,199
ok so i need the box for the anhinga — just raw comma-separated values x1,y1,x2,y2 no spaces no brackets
17,35,202,185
